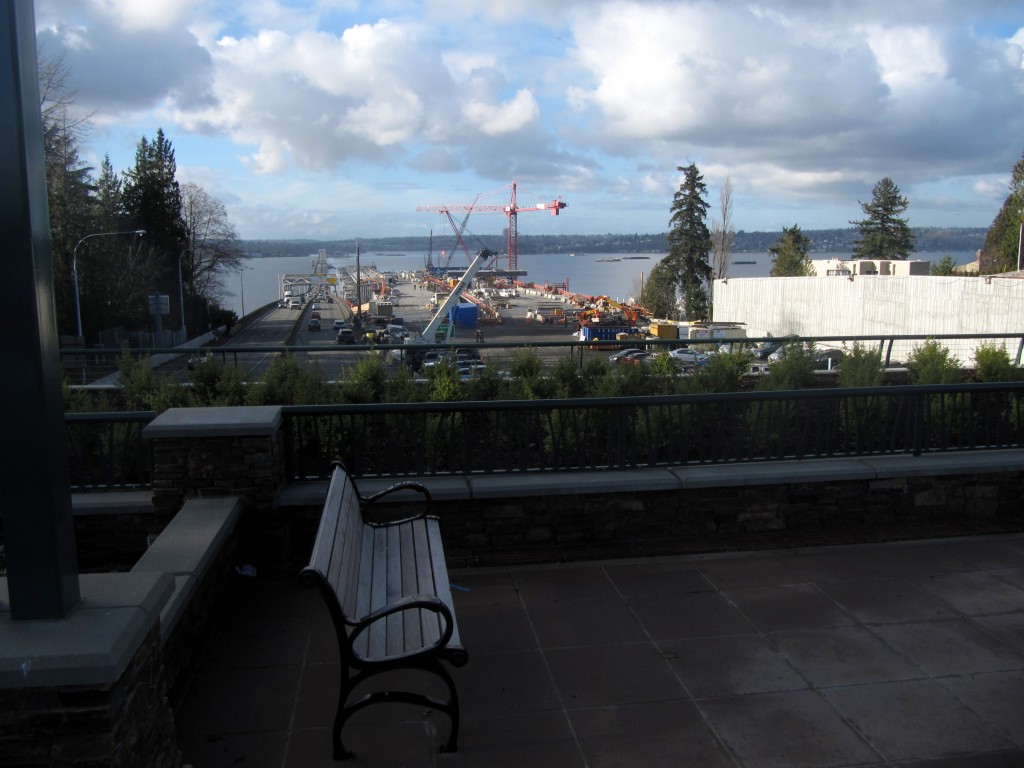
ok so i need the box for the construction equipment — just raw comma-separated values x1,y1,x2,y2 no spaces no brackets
411,248,493,346
417,181,566,271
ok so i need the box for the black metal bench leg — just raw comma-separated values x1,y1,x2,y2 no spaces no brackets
332,659,462,758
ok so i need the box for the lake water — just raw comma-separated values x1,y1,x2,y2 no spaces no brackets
221,250,977,318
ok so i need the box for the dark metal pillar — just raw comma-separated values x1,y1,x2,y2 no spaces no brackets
0,0,81,618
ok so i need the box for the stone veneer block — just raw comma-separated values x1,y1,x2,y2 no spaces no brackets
0,572,173,688
468,468,682,498
676,457,877,488
141,405,282,438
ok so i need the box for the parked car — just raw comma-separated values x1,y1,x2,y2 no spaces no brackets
336,328,356,344
608,348,647,363
669,348,710,365
752,335,798,360
814,349,845,370
308,318,321,331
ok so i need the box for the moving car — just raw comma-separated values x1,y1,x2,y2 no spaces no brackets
336,328,356,344
308,318,321,331
333,319,347,331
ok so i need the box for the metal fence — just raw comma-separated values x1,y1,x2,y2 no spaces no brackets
65,411,156,491
281,382,1024,480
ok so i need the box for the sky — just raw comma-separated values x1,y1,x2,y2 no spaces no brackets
33,0,1024,241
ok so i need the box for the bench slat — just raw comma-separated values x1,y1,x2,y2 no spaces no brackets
412,519,442,649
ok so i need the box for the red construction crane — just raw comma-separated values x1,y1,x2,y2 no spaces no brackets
416,180,566,271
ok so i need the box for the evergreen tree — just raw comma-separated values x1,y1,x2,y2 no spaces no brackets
851,177,916,260
769,225,815,276
665,163,712,320
980,149,1024,274
639,260,680,319
122,129,187,330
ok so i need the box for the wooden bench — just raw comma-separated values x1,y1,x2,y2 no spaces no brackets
300,462,468,759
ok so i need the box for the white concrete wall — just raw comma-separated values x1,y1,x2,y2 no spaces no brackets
712,275,1024,364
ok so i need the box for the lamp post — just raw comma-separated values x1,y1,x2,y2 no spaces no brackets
71,229,145,340
239,264,253,318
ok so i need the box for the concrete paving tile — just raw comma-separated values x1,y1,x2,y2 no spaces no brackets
627,590,757,641
293,662,339,730
603,559,713,596
974,612,1024,654
513,564,618,602
545,643,687,709
819,577,959,624
909,571,1024,616
936,537,1024,571
865,543,975,576
526,594,648,647
437,711,585,768
456,600,538,652
871,618,1024,677
990,566,1024,591
448,569,521,607
176,664,302,735
449,650,561,716
771,626,925,687
698,689,879,768
200,612,312,669
894,752,1024,768
179,729,287,768
287,717,441,767
783,547,897,583
938,670,1024,747
694,554,806,589
823,679,1016,762
569,700,735,768
660,634,807,698
724,583,858,633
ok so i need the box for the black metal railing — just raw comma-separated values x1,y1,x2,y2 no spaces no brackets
281,382,1024,480
65,411,156,491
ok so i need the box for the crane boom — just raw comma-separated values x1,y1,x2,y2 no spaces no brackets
416,180,566,271
415,248,493,344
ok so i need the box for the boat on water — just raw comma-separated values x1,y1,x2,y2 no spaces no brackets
623,256,651,260
732,260,756,265
596,258,622,262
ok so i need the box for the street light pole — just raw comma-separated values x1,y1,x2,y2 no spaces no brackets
239,264,252,318
71,229,145,339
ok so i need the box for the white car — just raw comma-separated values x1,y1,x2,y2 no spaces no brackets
669,348,710,365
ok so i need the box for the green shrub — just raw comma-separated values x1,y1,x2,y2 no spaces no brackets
757,345,815,391
837,343,884,388
906,339,962,384
691,351,752,393
974,343,1021,382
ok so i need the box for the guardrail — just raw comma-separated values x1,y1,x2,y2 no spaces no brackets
65,411,156,491
60,331,1024,376
281,382,1024,480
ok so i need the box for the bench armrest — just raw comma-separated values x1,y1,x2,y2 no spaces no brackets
350,594,455,658
362,481,435,526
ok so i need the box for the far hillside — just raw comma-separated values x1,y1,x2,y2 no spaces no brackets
240,227,987,258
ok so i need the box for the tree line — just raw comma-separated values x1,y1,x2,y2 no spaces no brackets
42,53,241,346
240,226,987,260
637,155,1024,321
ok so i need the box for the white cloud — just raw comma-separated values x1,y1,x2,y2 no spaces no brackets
31,0,1024,238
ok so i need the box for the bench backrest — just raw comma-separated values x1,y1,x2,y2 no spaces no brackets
304,465,365,623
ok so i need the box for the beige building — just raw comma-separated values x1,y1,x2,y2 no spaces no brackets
712,266,1024,365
